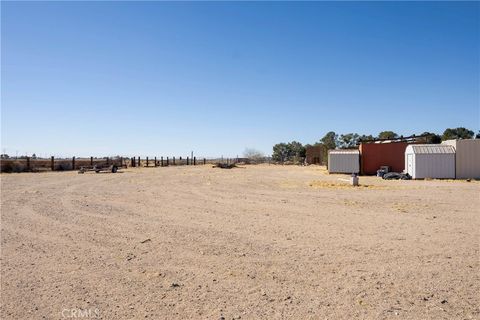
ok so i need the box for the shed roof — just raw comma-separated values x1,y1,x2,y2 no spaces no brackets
442,139,480,146
329,149,360,155
407,144,455,154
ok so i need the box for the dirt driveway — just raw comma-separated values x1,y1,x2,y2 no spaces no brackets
1,165,479,319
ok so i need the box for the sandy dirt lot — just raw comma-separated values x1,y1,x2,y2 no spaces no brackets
1,165,479,319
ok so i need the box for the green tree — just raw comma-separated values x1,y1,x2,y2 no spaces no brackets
320,131,338,150
338,133,360,149
419,132,441,144
378,131,398,140
288,141,306,158
272,141,306,163
358,134,375,142
272,143,289,162
442,127,474,140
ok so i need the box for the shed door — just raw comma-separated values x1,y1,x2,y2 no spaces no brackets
407,154,413,175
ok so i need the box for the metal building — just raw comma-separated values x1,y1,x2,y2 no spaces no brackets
359,141,409,175
328,149,360,174
442,139,480,179
405,144,455,179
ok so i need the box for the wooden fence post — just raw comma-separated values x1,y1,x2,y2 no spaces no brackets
90,156,93,166
146,157,149,167
51,156,55,171
138,157,140,167
72,156,75,170
154,157,157,167
167,157,169,166
26,157,30,171
204,158,206,165
187,157,189,165
173,157,175,165
194,157,196,165
161,156,164,167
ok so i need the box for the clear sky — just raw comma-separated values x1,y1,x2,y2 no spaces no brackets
2,1,479,158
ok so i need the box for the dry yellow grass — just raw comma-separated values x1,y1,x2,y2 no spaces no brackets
308,180,388,190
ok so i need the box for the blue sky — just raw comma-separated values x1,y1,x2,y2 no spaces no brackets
2,1,479,158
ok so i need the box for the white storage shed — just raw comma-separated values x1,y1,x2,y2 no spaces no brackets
442,139,480,179
328,149,360,174
405,144,455,179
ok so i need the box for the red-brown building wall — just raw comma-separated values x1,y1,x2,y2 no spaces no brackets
305,145,324,165
359,142,409,175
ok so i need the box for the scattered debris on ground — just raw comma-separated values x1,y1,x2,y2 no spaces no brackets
309,180,386,190
78,164,119,174
382,172,411,180
212,163,239,169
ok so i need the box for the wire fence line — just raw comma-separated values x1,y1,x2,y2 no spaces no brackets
0,155,273,173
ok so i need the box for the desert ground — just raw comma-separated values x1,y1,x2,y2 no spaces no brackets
1,164,479,319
